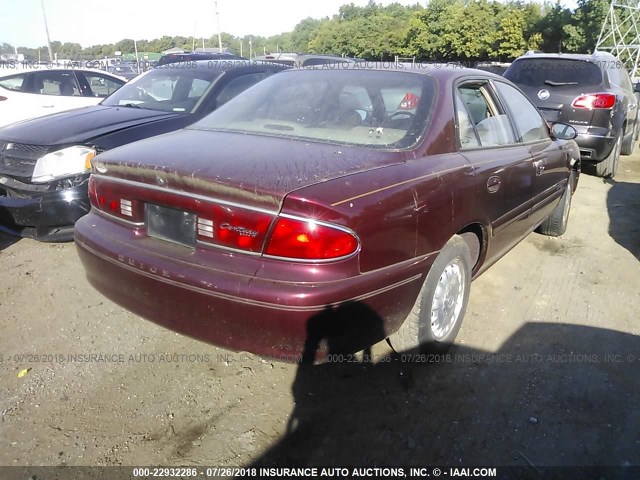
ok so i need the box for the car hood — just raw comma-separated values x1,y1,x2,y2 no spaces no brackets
95,128,407,210
0,106,183,146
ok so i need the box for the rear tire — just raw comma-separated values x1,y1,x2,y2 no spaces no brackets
596,134,621,178
388,235,472,354
536,172,574,237
621,122,638,156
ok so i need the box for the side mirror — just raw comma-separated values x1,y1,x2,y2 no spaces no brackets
634,82,640,93
550,122,577,140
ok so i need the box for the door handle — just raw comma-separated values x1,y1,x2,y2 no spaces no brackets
534,160,545,176
487,175,501,193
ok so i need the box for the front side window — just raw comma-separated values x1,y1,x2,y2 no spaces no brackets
494,81,549,143
192,70,436,150
102,67,222,113
81,73,124,97
215,72,269,107
456,83,516,148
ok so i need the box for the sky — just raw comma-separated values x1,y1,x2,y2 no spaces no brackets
1,0,579,50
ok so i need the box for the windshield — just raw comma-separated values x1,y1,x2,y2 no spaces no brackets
102,66,223,113
505,59,603,88
191,69,435,149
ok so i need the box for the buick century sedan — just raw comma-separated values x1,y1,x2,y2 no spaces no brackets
75,66,580,361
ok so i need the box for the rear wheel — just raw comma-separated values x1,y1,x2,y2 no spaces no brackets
621,121,638,156
536,172,574,237
388,235,472,353
596,134,621,178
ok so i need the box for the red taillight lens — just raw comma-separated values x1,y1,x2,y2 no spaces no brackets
398,92,420,110
265,217,358,260
196,206,272,253
88,175,98,206
0,96,7,101
90,176,143,222
571,93,616,109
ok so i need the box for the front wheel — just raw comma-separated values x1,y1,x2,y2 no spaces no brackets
388,235,472,353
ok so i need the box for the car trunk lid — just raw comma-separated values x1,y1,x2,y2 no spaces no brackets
93,128,406,211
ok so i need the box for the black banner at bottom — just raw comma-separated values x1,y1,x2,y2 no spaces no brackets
0,465,636,480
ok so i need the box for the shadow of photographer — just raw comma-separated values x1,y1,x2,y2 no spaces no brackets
244,304,640,475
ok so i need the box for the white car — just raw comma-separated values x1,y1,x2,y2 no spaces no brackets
0,67,126,127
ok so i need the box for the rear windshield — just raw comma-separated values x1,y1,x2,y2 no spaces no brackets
191,69,435,150
102,65,222,113
505,59,603,88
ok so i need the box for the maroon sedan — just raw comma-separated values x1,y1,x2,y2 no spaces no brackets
75,66,580,362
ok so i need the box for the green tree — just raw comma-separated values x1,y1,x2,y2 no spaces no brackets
493,8,527,59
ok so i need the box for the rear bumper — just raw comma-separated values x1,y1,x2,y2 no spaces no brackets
575,133,616,163
0,177,90,241
74,212,429,362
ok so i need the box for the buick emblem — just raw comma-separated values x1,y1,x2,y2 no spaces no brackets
537,89,550,100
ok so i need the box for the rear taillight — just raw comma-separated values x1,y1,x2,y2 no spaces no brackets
0,96,7,101
196,206,272,253
571,93,616,109
89,176,144,222
398,92,420,110
265,216,359,261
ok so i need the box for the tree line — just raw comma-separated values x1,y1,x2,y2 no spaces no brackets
1,0,609,62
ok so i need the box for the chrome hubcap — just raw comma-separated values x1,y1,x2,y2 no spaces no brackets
430,259,466,340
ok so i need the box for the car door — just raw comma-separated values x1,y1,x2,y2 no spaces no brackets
493,80,570,228
75,71,125,98
27,70,98,113
0,72,30,126
454,80,535,262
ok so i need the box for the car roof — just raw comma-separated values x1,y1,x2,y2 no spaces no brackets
275,63,505,81
0,66,126,79
516,51,618,64
154,59,289,72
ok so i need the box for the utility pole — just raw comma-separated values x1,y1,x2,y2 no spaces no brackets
215,1,223,52
41,0,54,62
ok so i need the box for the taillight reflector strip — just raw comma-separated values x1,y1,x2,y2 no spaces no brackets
572,93,616,109
197,218,214,238
89,176,143,223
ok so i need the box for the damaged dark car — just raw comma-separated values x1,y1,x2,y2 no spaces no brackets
0,60,287,241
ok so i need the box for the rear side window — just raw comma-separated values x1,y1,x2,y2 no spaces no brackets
0,73,25,91
609,66,633,91
456,84,516,148
505,59,603,88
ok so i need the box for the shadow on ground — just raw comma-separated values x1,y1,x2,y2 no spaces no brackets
607,181,640,260
0,230,20,251
245,320,640,476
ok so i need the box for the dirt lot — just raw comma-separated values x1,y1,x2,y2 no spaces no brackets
0,154,639,474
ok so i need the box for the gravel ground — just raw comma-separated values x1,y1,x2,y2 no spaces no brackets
0,155,639,474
